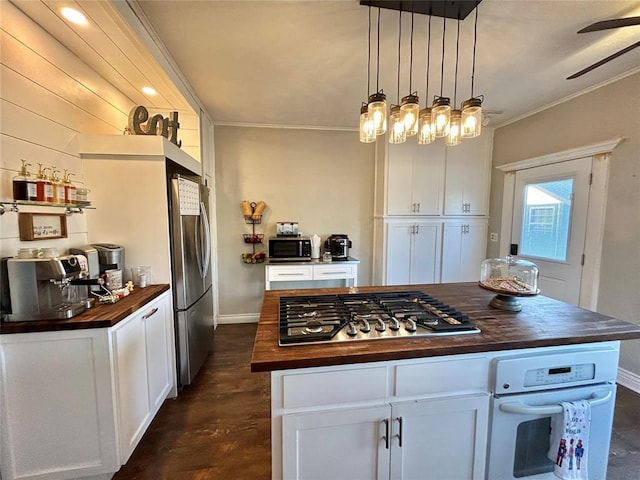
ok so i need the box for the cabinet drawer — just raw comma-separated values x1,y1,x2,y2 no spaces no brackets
267,265,313,282
395,356,488,397
282,366,388,409
313,264,356,280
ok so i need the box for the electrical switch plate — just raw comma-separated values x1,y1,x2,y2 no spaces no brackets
490,233,499,242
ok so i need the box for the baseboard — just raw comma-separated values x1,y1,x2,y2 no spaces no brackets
617,367,640,394
217,313,259,324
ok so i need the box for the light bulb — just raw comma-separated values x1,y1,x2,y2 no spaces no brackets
432,96,451,138
389,105,406,144
400,93,420,137
445,109,462,146
368,91,387,136
418,108,435,145
461,98,482,138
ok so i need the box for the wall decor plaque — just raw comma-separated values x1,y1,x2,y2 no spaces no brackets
18,213,68,241
127,105,182,147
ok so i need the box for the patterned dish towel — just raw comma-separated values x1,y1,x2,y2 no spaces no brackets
548,400,591,479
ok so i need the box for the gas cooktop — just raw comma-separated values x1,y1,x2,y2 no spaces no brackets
279,290,480,346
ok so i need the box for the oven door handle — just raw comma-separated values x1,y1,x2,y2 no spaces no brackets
499,390,613,415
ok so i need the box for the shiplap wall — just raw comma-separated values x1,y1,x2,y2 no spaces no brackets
0,2,199,258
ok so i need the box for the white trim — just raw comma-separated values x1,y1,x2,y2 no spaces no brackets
217,313,259,325
498,139,623,310
494,68,640,129
617,367,640,394
497,138,624,173
212,121,357,132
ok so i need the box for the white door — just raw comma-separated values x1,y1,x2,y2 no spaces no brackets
511,158,592,304
389,395,489,480
386,223,413,285
442,220,488,283
282,405,391,480
410,222,441,284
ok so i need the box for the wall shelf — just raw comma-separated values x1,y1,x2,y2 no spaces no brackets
0,201,93,216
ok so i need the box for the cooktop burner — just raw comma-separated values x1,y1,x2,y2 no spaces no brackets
279,291,480,346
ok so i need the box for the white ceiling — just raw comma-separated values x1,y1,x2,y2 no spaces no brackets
12,1,640,130
135,0,640,129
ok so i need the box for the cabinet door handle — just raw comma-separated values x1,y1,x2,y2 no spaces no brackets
416,202,421,212
382,418,390,449
415,225,420,235
396,416,403,447
142,307,158,320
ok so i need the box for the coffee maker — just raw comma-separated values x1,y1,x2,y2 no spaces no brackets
324,234,352,261
91,243,125,274
4,255,88,321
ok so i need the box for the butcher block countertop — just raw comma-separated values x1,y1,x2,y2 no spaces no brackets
251,283,640,372
0,284,170,334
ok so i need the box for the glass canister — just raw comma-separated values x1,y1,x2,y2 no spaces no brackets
479,255,539,294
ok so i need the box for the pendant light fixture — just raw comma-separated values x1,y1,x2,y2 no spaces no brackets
389,6,406,144
400,11,419,136
432,10,451,138
446,15,462,146
462,1,483,138
418,12,434,145
360,5,376,143
368,7,387,136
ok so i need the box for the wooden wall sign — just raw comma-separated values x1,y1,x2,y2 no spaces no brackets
18,213,68,241
128,105,182,147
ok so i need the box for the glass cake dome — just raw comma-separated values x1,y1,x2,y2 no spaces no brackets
479,255,539,311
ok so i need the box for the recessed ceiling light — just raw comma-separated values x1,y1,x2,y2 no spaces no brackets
142,86,157,96
60,7,88,26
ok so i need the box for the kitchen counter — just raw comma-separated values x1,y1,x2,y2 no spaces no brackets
251,282,640,372
0,284,170,334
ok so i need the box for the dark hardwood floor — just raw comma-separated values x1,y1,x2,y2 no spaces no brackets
114,324,640,479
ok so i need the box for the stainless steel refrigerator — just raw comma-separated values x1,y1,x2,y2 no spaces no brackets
169,173,214,388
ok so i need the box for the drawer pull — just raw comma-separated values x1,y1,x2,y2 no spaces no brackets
279,272,306,276
142,307,158,320
319,270,348,275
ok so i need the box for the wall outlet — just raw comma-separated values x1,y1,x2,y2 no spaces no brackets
490,233,499,242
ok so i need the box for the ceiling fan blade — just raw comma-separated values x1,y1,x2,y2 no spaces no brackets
567,41,640,79
578,16,640,33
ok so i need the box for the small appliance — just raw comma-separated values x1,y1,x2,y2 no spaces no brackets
3,256,88,321
69,245,101,292
276,222,299,237
91,243,125,273
269,236,312,262
324,234,352,261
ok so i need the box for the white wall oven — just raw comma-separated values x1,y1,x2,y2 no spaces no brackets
487,347,619,479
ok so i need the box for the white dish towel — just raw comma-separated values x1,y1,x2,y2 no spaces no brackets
548,400,591,479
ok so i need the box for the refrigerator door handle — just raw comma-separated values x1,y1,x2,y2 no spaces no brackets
200,200,211,277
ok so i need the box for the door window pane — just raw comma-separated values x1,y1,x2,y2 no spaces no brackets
520,179,573,261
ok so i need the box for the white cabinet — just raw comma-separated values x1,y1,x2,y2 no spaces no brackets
282,396,488,480
282,406,390,480
111,292,174,462
0,291,175,480
385,221,441,285
442,219,488,283
385,141,445,216
444,132,493,216
389,395,489,480
264,260,359,290
373,130,493,286
273,355,490,480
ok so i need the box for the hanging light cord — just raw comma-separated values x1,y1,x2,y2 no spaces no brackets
471,1,478,98
439,10,446,96
454,15,460,106
367,5,371,97
376,7,381,92
409,11,414,94
396,7,402,103
425,12,432,102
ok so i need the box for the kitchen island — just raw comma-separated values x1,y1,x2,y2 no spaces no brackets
251,283,640,480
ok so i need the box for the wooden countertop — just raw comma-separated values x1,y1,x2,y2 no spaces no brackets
0,284,170,334
251,283,640,372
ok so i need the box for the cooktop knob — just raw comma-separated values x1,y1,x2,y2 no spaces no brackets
360,318,371,333
405,318,417,332
375,319,386,332
347,322,358,336
389,317,401,331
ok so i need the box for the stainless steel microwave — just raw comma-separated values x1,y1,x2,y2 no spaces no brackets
268,236,312,261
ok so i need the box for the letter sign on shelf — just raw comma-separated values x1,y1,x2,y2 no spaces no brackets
128,105,182,147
